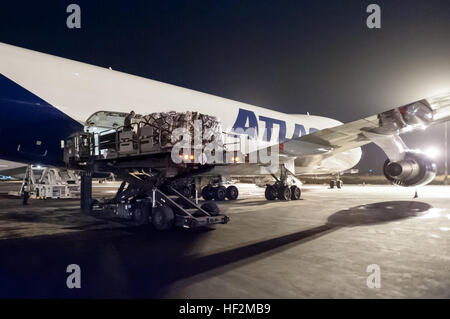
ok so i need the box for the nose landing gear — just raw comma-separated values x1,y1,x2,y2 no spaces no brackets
329,175,343,189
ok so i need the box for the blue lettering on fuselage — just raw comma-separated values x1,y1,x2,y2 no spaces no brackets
292,124,306,139
232,108,258,139
232,108,315,142
258,116,287,143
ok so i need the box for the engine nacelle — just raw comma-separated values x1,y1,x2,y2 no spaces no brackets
383,151,436,187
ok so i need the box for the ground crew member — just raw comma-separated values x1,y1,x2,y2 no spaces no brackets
22,180,30,205
124,110,135,131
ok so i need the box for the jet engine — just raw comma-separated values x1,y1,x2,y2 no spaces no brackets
383,151,436,187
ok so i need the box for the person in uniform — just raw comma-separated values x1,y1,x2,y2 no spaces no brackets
123,110,135,131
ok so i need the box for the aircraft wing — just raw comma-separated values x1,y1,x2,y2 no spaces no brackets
282,92,450,158
0,160,27,179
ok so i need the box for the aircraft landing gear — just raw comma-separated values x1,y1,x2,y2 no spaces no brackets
264,184,278,200
330,179,343,189
264,166,301,201
264,182,301,201
277,185,291,201
213,186,227,201
225,185,239,200
201,185,214,200
290,185,301,200
201,184,239,201
329,172,343,189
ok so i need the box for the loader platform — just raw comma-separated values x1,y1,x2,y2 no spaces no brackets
64,110,235,230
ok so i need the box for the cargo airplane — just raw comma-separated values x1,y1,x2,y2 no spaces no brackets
1,42,449,201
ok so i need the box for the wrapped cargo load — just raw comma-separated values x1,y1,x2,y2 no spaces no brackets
141,111,224,149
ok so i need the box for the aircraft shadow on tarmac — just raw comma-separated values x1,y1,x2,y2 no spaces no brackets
154,201,432,291
0,200,432,298
326,201,431,227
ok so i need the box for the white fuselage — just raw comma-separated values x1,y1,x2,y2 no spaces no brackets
0,42,361,174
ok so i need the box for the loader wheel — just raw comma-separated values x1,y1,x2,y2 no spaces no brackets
290,186,301,200
277,186,291,201
265,185,277,200
201,202,220,216
133,205,150,225
152,205,174,230
213,186,227,201
201,185,214,200
226,185,239,200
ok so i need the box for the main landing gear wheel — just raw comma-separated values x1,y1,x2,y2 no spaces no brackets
226,185,239,200
290,186,301,200
265,183,301,201
152,205,174,230
201,185,214,200
277,185,291,201
330,180,335,189
202,185,238,201
213,186,227,201
265,185,277,200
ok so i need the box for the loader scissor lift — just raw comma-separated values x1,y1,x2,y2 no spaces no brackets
86,168,229,230
64,113,235,230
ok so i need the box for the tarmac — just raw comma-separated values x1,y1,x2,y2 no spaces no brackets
0,181,449,298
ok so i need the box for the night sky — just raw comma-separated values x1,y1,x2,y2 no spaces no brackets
1,0,450,174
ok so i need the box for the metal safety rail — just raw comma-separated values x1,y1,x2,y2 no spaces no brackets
65,121,244,169
153,187,229,228
83,166,229,229
65,121,167,164
89,180,229,229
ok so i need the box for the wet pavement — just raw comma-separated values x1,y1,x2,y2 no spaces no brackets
0,181,449,298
